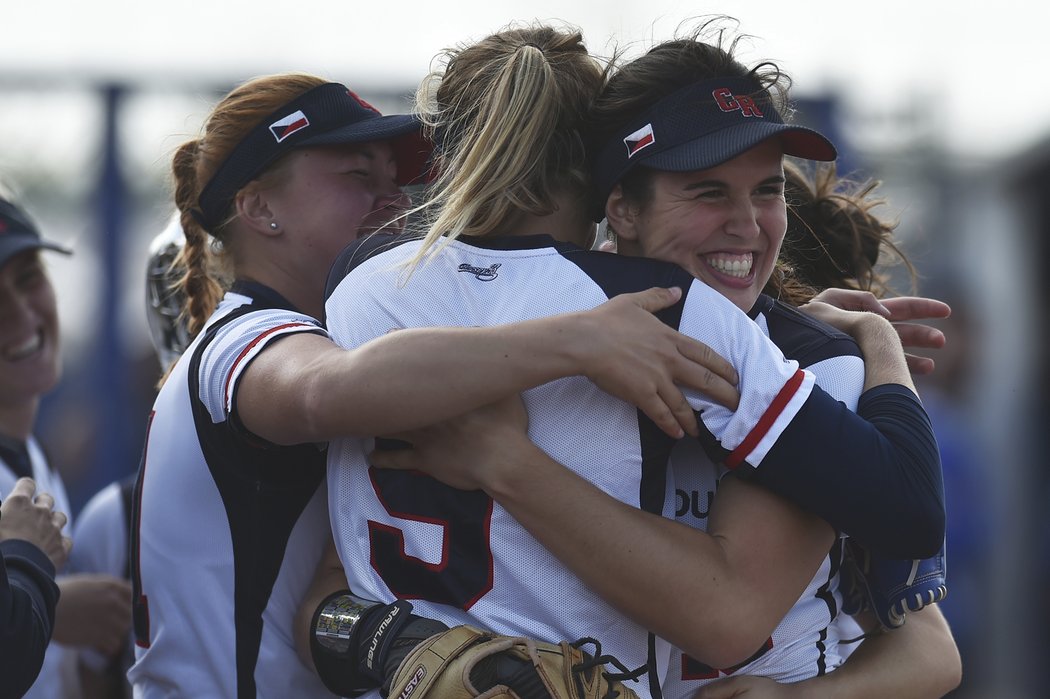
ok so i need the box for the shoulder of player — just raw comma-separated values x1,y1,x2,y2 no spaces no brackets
190,303,325,391
561,248,697,297
760,296,862,365
325,232,413,302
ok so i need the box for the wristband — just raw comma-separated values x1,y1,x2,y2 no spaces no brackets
309,590,415,697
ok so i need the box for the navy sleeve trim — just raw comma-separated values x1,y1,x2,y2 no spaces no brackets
0,540,60,696
0,539,57,579
747,384,945,558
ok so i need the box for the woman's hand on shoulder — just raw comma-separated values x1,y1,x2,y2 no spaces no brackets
368,393,532,493
580,286,740,439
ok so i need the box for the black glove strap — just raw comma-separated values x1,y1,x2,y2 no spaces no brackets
379,616,450,695
309,590,415,697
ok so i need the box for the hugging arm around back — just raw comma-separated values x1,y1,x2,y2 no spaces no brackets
369,393,833,669
235,286,739,446
693,605,961,698
368,285,945,668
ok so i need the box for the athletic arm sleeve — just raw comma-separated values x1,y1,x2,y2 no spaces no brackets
0,539,60,698
742,384,944,559
675,282,943,558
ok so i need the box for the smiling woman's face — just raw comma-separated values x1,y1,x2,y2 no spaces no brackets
0,250,61,412
616,140,788,312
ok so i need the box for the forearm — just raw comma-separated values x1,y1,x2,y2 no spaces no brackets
296,540,450,696
792,607,960,698
484,446,830,668
321,318,595,435
245,317,595,445
847,313,916,394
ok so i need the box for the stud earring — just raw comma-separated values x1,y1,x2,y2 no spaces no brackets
269,221,279,230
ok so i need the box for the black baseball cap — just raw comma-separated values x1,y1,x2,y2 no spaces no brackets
589,76,837,221
195,82,432,231
0,197,72,269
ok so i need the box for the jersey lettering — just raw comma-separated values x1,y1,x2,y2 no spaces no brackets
368,468,495,609
675,488,714,519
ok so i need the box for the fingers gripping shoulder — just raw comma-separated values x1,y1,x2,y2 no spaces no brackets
387,625,641,699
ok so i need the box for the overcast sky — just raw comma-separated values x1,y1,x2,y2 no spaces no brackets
3,0,1046,161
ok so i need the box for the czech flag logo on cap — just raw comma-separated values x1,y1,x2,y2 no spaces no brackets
269,110,311,143
623,123,655,158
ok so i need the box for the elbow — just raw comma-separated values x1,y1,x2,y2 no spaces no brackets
893,500,946,559
923,623,963,697
282,372,335,445
865,480,945,558
941,647,963,696
0,637,46,697
917,510,947,559
926,606,963,695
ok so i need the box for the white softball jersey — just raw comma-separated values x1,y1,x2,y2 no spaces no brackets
661,295,866,697
128,283,335,699
324,234,816,699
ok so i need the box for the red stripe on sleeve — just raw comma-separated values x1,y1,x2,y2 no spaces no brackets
222,322,313,409
725,369,806,470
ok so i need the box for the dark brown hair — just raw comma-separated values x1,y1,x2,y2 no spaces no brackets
778,161,916,300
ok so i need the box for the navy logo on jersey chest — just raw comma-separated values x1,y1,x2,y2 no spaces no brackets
457,262,501,281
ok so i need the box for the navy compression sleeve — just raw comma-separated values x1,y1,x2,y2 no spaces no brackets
0,539,60,697
745,384,944,559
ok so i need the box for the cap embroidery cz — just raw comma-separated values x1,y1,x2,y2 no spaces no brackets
269,110,311,142
623,123,656,158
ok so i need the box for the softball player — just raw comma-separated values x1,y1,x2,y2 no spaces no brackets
127,74,426,699
683,163,958,699
0,192,134,699
582,30,957,697
323,25,944,699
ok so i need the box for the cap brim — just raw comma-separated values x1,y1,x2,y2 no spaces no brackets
0,236,72,269
641,122,837,173
298,113,433,186
298,113,421,147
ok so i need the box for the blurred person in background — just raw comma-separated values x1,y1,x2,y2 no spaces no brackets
67,471,137,699
0,189,132,699
65,212,197,699
143,213,189,375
